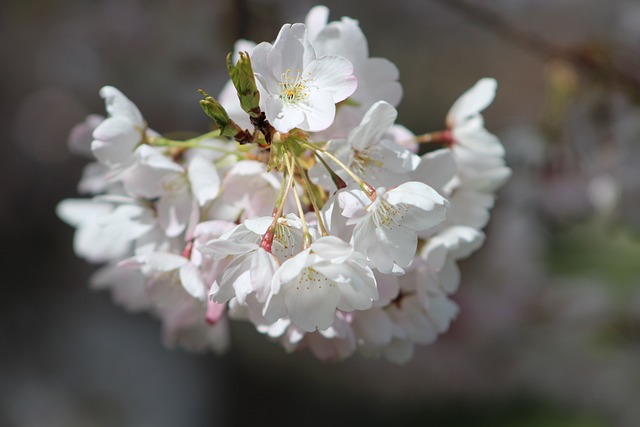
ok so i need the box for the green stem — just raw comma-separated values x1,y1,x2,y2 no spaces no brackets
303,142,362,186
293,155,328,237
287,154,312,247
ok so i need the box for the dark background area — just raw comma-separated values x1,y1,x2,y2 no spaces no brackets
2,1,640,426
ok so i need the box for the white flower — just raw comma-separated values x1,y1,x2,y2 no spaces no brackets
338,182,448,274
91,86,148,175
222,160,292,219
263,236,378,332
252,23,357,133
56,198,154,263
200,216,304,308
306,6,403,137
309,101,419,189
447,78,511,192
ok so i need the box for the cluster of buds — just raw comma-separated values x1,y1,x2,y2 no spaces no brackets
58,6,510,363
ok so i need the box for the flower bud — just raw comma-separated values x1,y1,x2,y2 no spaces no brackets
198,89,243,138
226,52,261,118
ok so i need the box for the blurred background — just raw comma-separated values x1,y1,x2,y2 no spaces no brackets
2,0,640,426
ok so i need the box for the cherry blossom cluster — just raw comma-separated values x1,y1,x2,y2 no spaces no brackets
57,6,510,363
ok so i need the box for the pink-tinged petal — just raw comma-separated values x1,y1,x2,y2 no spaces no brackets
179,262,206,300
99,86,144,127
348,101,397,150
68,114,104,157
188,156,220,206
206,300,226,324
447,78,497,127
306,55,357,102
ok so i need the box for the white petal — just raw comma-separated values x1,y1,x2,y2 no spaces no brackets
56,199,112,227
454,116,504,156
99,86,144,126
306,55,357,103
250,248,279,302
198,239,257,260
299,89,336,132
179,263,207,300
188,156,220,206
305,5,329,41
157,190,193,237
266,96,304,133
348,101,397,149
314,17,368,63
412,149,457,194
310,236,353,262
284,279,341,332
137,252,188,271
447,78,497,126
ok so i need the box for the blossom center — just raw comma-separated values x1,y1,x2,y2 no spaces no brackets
161,174,188,194
272,223,297,260
352,149,384,177
296,266,332,290
371,200,406,229
279,69,311,104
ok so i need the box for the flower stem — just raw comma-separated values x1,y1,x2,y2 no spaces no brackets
293,155,329,237
303,142,361,185
287,154,312,247
412,130,453,145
